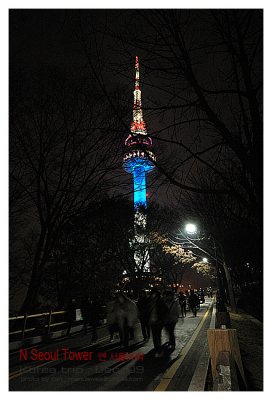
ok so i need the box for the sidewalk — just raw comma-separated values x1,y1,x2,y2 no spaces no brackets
10,301,213,391
155,301,214,391
154,304,263,391
229,310,263,391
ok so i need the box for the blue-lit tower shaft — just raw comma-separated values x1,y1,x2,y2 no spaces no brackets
124,157,155,209
134,167,146,207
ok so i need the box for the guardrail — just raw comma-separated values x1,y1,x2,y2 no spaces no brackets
9,310,70,341
9,306,107,344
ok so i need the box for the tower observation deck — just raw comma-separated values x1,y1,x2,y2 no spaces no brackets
123,56,156,212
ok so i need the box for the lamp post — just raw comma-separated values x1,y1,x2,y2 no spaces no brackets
186,224,222,294
178,223,236,311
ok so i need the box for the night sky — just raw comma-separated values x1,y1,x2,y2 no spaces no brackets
10,9,194,207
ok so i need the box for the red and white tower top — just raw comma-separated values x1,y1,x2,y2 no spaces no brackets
131,56,147,135
124,56,154,153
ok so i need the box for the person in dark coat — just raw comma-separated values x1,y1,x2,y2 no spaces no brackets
137,290,150,341
178,291,187,318
66,298,77,336
200,289,205,304
148,288,166,357
163,290,180,350
106,292,119,342
80,296,90,335
89,298,101,344
115,292,138,348
216,295,227,312
188,290,200,317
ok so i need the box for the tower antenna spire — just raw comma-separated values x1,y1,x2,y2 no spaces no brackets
131,56,147,135
135,55,139,91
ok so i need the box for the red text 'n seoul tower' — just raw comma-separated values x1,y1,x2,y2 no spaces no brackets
123,56,156,271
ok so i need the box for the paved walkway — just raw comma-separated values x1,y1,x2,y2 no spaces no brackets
230,310,263,391
9,299,214,391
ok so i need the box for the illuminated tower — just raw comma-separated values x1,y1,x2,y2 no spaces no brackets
123,56,156,271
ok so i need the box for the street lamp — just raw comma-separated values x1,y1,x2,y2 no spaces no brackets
173,221,235,310
175,222,220,291
185,223,197,235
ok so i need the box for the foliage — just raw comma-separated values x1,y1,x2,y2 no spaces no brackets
191,261,216,281
150,232,196,290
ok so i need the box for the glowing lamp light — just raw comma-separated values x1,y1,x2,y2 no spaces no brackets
202,257,208,263
185,223,197,234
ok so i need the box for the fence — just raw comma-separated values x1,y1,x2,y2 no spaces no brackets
9,305,107,343
207,310,247,391
9,310,71,341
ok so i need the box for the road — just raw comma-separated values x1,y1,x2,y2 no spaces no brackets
9,298,214,391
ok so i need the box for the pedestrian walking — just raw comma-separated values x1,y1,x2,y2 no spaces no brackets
89,298,100,344
80,296,90,335
148,288,166,357
197,289,204,305
216,294,227,312
188,290,200,317
137,290,150,341
106,292,119,342
178,291,187,317
163,290,180,350
200,289,205,303
66,298,77,336
115,292,138,348
208,287,213,298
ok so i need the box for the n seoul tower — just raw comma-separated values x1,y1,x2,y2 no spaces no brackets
123,56,156,270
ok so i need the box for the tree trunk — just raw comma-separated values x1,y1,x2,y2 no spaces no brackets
20,265,43,313
20,225,54,313
222,257,237,313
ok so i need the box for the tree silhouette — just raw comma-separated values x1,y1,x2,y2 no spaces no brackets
10,68,124,312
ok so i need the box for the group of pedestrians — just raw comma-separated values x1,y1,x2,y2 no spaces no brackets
137,289,180,348
106,288,205,356
69,287,204,357
105,288,180,357
178,289,201,318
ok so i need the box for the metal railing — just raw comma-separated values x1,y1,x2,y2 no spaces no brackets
9,306,107,342
9,310,70,340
